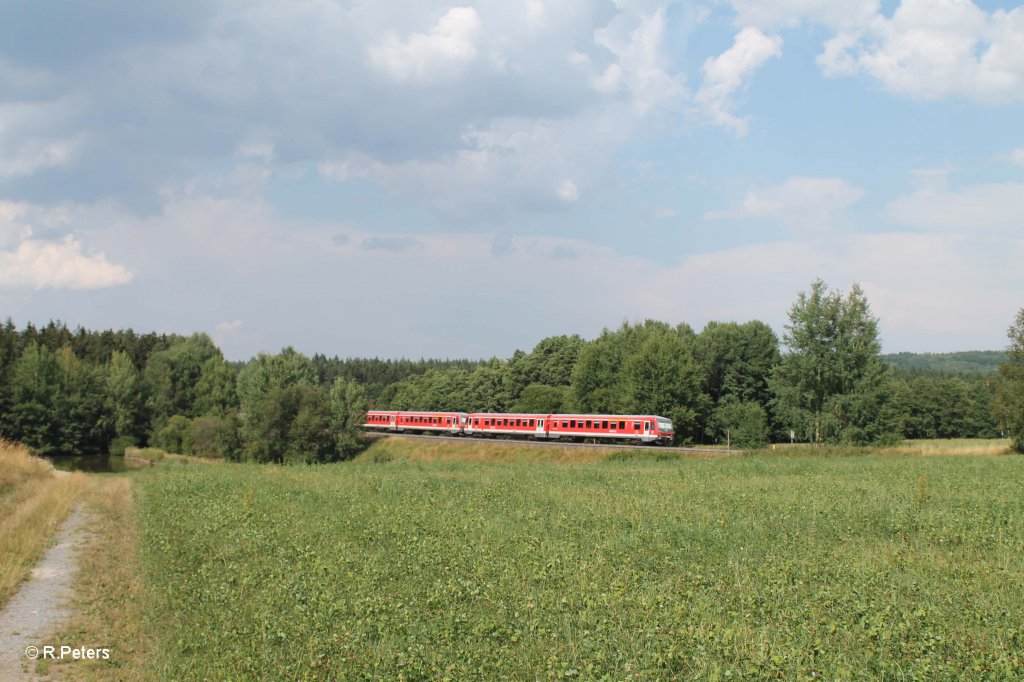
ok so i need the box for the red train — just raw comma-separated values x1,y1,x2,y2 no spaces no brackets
363,410,675,444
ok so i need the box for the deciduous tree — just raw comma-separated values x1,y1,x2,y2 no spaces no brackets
770,280,900,445
995,309,1024,452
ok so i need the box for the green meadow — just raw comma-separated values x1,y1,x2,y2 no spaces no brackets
132,444,1024,680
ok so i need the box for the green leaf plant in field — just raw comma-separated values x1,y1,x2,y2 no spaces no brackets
134,455,1024,680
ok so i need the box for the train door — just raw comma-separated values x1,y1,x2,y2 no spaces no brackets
535,417,546,438
390,414,397,430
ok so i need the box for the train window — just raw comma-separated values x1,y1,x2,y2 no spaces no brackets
529,419,534,427
515,419,520,426
601,421,608,429
586,420,592,428
569,420,576,428
633,422,640,430
619,421,626,429
561,420,568,428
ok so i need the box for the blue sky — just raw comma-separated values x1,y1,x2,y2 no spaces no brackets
1,0,1022,360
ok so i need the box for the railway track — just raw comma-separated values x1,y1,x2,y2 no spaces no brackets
367,431,738,455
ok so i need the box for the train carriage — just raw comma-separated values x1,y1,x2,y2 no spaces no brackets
466,413,548,438
363,410,467,435
364,410,399,431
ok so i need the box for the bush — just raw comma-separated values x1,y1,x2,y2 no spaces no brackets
188,415,240,459
711,400,769,449
152,415,191,454
109,435,138,456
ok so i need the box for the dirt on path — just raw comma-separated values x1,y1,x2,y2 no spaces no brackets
0,503,92,680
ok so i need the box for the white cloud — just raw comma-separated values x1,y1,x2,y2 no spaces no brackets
1009,147,1024,167
0,235,133,290
705,176,865,230
557,179,579,203
370,6,482,84
695,27,782,135
592,8,687,114
885,181,1024,233
817,0,1024,102
320,115,617,219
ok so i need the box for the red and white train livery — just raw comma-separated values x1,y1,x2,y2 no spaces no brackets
364,410,674,444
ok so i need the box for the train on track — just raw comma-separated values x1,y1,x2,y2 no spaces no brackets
363,410,675,444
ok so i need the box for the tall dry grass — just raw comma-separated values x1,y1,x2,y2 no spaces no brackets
879,438,1013,456
0,439,90,607
50,476,150,680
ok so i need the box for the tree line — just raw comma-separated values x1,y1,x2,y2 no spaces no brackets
1,280,1021,458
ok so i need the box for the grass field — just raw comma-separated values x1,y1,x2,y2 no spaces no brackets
118,442,1024,680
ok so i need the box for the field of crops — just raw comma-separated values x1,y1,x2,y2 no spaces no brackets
135,448,1024,680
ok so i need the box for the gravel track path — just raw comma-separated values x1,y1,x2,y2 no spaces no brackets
0,503,90,680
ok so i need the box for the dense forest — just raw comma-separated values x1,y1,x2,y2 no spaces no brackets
1,281,1021,459
882,351,1006,374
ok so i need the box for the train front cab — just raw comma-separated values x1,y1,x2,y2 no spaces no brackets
544,415,674,444
651,416,674,444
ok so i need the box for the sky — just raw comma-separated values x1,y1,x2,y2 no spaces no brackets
0,0,1022,361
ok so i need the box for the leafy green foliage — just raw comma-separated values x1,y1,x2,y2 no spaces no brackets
710,399,769,449
136,455,1024,680
695,321,780,443
884,350,1005,374
511,383,569,413
570,321,705,441
771,280,901,445
329,377,367,460
996,309,1024,452
143,333,222,427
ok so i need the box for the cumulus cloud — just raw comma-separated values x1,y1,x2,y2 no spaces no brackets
0,235,133,290
591,8,687,114
695,27,782,135
817,0,1024,102
705,176,865,231
370,6,482,84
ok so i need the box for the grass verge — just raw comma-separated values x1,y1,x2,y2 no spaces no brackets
0,440,90,608
48,476,150,681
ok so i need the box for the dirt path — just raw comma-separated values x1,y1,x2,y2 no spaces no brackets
0,503,91,680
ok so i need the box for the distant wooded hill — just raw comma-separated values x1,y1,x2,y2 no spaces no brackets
882,351,1005,374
